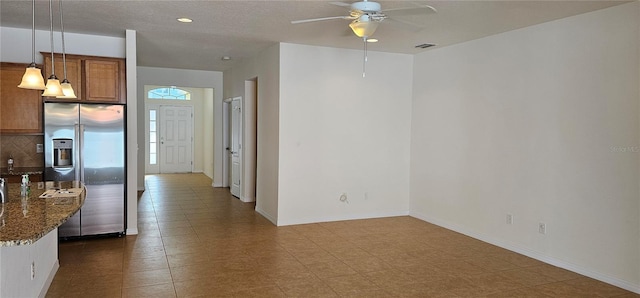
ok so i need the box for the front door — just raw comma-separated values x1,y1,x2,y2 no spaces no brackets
159,105,193,173
230,97,242,198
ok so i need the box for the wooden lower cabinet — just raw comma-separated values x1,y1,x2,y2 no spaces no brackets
0,63,43,134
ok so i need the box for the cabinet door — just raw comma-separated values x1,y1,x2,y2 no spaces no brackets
42,54,82,101
84,59,121,103
0,63,43,134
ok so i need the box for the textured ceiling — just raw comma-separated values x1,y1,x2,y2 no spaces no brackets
0,0,629,71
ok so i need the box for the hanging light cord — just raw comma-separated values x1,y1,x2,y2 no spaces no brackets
48,0,56,77
362,37,367,78
30,0,36,66
59,0,67,80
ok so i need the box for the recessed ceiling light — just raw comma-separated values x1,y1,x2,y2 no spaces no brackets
366,38,378,43
221,56,231,61
177,18,193,23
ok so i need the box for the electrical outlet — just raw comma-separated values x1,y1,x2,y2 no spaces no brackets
506,214,513,225
31,261,35,280
36,144,43,153
539,223,546,234
339,193,348,203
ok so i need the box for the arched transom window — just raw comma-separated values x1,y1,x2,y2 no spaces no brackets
148,86,191,100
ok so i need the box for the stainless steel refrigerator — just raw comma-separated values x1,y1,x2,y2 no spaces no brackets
44,103,126,238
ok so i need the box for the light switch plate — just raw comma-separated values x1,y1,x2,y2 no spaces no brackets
36,144,43,153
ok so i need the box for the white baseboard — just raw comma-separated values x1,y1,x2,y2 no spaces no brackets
410,211,640,294
277,210,410,227
126,228,139,235
137,186,145,191
38,260,59,298
240,195,255,203
212,183,224,187
255,207,277,225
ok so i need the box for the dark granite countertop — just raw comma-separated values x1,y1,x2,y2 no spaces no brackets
0,181,85,247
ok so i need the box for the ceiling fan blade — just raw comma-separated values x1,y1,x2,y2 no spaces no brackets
329,1,352,7
291,16,352,24
383,5,437,17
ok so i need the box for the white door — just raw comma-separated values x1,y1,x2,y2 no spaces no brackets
230,97,242,198
160,105,193,173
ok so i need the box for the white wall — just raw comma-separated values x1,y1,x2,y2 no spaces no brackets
224,43,281,224
410,2,639,292
0,27,125,63
136,67,223,187
277,43,413,225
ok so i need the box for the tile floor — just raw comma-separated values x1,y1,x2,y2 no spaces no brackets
46,173,638,297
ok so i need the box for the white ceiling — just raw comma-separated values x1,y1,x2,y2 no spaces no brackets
0,0,629,72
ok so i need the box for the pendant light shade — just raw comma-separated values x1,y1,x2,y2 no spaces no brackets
18,0,45,90
42,75,64,97
18,63,46,90
58,79,77,98
56,0,76,99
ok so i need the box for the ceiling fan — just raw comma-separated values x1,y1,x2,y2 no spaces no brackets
291,0,437,39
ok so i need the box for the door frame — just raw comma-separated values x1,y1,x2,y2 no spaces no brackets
221,79,257,203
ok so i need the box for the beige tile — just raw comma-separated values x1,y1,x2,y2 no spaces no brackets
496,267,557,287
122,282,177,298
277,278,339,297
123,268,173,289
46,174,626,298
532,281,600,297
324,273,380,295
124,255,169,273
563,277,632,297
305,260,358,279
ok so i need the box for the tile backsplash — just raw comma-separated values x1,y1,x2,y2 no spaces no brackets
0,135,44,168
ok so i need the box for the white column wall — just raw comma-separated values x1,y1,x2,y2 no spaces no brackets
223,43,281,224
410,2,639,292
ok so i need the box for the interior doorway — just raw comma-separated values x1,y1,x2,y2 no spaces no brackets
222,79,257,203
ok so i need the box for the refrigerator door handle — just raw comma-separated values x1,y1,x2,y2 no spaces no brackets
78,124,85,182
74,124,81,182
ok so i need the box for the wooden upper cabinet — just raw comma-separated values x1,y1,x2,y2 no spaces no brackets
42,54,82,102
0,62,43,134
41,53,126,104
84,59,124,103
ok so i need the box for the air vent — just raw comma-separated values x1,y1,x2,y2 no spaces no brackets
415,43,436,49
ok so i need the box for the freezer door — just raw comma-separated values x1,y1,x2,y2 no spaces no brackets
44,103,79,182
81,184,125,235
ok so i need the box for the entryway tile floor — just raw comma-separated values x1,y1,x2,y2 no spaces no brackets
46,174,638,297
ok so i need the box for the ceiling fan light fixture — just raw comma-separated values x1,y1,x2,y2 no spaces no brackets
349,16,379,38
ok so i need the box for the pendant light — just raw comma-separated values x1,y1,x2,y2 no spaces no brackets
17,0,46,90
42,0,64,97
56,0,76,98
